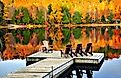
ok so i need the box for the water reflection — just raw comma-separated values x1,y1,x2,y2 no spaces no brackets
0,59,26,77
0,58,121,78
94,58,121,78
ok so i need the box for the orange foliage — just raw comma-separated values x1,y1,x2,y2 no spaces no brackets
69,7,75,16
114,12,120,19
2,0,121,22
53,41,60,50
111,29,121,49
15,43,36,59
108,39,113,47
52,27,64,50
2,32,41,60
3,49,15,60
99,39,106,48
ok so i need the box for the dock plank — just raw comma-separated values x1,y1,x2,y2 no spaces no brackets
6,73,45,78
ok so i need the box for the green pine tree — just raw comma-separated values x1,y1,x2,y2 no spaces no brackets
62,11,70,24
0,1,4,22
101,15,106,23
72,27,82,39
48,4,52,14
32,9,45,25
22,29,31,45
37,10,45,25
12,9,20,24
107,12,114,23
62,7,70,24
33,28,45,42
21,7,30,24
62,28,71,44
72,11,82,24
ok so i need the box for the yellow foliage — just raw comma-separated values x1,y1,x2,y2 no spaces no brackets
1,0,121,21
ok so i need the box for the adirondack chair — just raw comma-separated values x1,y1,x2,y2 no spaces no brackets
40,40,53,53
60,44,73,58
83,43,93,56
72,44,88,57
73,44,83,56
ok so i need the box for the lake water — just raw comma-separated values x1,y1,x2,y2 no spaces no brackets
94,58,121,78
0,59,26,77
0,58,121,78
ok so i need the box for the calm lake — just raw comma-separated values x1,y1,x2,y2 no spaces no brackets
0,57,121,78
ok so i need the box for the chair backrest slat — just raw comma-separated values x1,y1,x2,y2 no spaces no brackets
85,43,92,53
65,44,72,54
75,44,82,53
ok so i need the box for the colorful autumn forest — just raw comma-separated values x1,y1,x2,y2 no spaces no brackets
0,0,121,60
1,0,121,24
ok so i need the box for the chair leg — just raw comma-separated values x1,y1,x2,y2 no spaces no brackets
74,53,78,57
69,53,73,58
60,50,63,57
88,46,93,56
79,52,83,56
48,49,53,53
72,52,78,57
69,51,73,58
82,51,88,56
42,47,47,52
88,52,93,56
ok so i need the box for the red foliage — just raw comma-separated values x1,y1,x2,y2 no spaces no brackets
3,49,15,60
45,27,49,31
15,15,21,19
114,29,120,35
107,52,113,59
107,52,120,59
45,21,49,25
19,12,24,17
113,53,120,58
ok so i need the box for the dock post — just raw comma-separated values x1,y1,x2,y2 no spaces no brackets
51,66,53,78
75,68,82,78
66,70,73,78
86,70,93,78
66,75,72,78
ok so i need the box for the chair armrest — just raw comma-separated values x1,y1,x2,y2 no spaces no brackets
60,50,63,57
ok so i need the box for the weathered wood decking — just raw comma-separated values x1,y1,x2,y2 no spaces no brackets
5,58,73,78
4,51,104,78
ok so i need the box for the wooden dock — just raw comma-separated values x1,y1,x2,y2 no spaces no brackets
4,51,104,78
5,58,73,78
